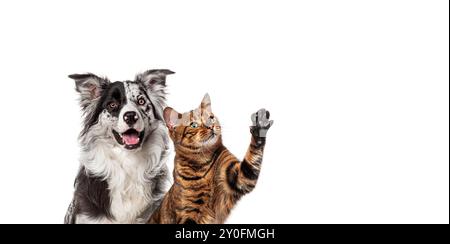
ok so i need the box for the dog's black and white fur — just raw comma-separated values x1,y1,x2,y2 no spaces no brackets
64,69,175,224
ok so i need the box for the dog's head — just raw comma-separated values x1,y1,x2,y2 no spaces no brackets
70,69,174,150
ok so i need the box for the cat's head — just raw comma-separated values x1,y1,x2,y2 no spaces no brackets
163,94,222,150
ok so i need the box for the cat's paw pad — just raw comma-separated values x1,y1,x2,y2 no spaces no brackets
250,108,274,138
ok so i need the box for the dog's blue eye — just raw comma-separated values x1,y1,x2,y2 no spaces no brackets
190,122,199,128
137,97,146,105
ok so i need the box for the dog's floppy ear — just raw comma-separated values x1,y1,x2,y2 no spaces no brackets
136,69,175,89
69,73,110,109
136,69,175,119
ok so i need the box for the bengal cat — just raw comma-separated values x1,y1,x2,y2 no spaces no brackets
148,94,273,224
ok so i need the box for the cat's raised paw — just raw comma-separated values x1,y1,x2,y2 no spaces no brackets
250,108,274,138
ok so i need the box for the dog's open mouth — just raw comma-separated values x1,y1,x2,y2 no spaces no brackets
112,129,145,150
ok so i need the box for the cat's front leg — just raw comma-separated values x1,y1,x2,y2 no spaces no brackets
224,109,273,196
250,108,274,145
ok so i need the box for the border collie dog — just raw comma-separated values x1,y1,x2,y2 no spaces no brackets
64,69,175,224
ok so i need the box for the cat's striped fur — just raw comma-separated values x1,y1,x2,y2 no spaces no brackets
148,94,273,224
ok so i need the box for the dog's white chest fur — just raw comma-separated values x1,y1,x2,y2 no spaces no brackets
78,124,169,224
106,148,152,223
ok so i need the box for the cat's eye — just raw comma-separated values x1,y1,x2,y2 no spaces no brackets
209,116,215,123
137,97,146,106
190,122,199,128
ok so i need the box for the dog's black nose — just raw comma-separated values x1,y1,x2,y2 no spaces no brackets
123,111,138,126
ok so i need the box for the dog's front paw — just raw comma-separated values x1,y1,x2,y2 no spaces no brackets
250,108,274,139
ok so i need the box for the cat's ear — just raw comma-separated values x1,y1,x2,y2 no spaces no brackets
69,73,110,109
200,93,212,113
163,107,181,130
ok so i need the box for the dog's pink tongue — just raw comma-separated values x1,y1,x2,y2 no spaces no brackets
123,134,139,145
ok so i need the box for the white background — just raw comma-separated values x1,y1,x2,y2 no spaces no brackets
0,0,448,224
